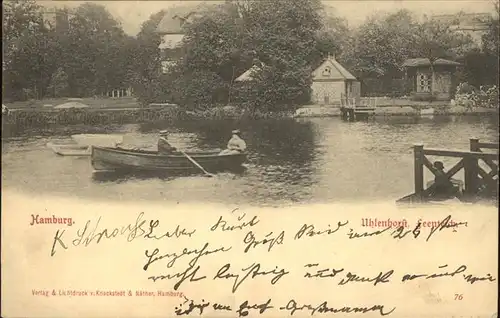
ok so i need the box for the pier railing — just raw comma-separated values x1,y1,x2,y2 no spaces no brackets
410,138,498,202
340,97,378,121
340,97,378,109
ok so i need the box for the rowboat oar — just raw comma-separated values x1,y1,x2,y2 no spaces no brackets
179,150,215,177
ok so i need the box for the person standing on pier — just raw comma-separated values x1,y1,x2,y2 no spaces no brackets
157,130,177,154
219,129,247,155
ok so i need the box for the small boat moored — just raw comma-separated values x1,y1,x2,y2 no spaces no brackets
47,134,124,156
90,146,247,174
71,134,123,147
47,142,91,156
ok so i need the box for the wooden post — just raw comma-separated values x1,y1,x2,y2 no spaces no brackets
348,109,354,121
463,153,479,200
414,144,424,199
470,137,479,152
468,138,480,199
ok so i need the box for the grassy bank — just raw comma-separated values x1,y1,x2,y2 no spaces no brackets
2,100,497,138
4,97,140,110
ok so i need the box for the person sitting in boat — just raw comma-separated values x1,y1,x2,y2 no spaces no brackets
431,161,463,200
158,130,177,154
219,129,247,155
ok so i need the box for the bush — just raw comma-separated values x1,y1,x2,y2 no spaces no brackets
234,63,311,112
168,70,228,110
455,82,498,109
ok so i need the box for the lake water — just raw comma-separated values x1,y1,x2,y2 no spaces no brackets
2,115,498,206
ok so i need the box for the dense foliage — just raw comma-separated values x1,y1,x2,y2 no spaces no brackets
3,0,499,111
3,1,134,101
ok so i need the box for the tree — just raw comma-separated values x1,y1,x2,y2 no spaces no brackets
412,15,477,99
316,6,350,58
342,10,417,83
168,69,228,110
234,0,324,109
130,9,168,105
2,0,52,100
478,1,500,85
47,67,69,97
482,1,499,57
64,3,130,96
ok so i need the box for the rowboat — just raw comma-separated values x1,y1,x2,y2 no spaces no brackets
47,134,123,156
90,146,247,173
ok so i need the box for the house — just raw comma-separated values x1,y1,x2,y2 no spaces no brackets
41,7,70,32
432,12,491,47
310,55,360,105
402,58,462,101
155,3,218,73
235,55,360,105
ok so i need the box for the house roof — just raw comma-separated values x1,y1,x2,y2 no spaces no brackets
402,58,462,67
234,65,262,82
235,56,357,82
312,55,357,81
155,3,219,34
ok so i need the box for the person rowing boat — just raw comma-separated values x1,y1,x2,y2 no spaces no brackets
158,130,177,154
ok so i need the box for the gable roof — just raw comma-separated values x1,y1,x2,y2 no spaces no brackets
312,55,357,81
155,3,219,34
234,65,262,82
235,56,357,83
402,58,462,67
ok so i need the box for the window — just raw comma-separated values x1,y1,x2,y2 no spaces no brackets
322,67,331,77
418,73,431,92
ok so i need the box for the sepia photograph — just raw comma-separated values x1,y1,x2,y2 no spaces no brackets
2,0,498,206
1,0,498,317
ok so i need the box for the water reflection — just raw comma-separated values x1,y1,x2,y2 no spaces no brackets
1,115,498,206
91,165,248,183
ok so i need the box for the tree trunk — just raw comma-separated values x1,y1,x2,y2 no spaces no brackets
227,65,236,105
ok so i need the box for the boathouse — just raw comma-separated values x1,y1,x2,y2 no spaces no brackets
310,55,360,105
402,58,462,101
235,55,360,105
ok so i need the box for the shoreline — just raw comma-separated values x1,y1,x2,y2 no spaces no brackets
293,104,498,118
2,104,498,138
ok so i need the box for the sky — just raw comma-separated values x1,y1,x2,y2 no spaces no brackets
37,0,495,35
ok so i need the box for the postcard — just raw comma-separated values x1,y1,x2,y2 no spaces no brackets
2,0,498,317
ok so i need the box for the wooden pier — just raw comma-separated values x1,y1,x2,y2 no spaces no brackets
340,97,377,121
398,138,499,203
